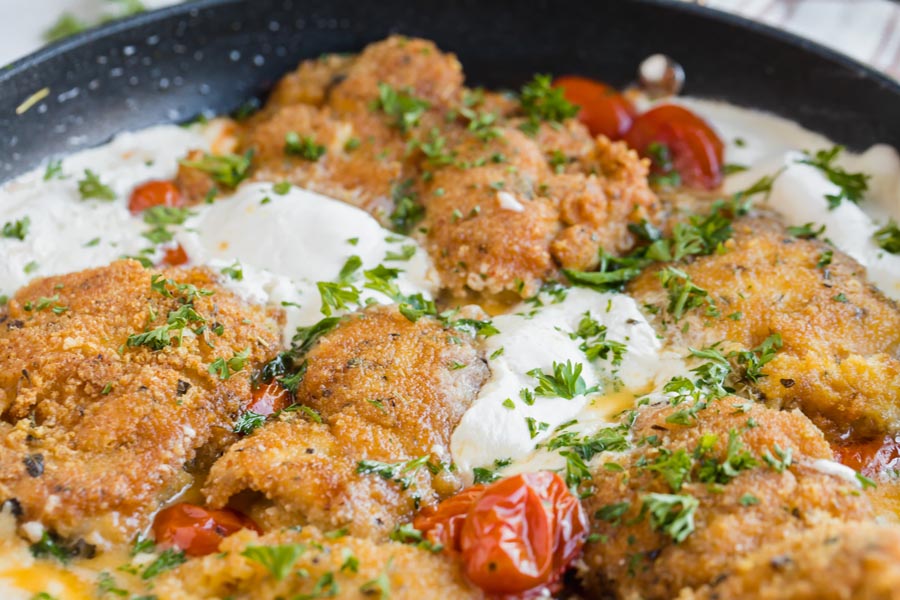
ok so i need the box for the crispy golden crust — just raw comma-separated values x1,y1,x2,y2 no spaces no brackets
154,526,481,600
0,261,281,543
678,519,900,600
628,214,900,438
231,35,660,298
204,306,489,538
580,401,873,600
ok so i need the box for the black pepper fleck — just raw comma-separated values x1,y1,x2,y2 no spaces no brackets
24,453,44,477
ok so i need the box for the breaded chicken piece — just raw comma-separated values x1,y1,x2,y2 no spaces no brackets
580,401,873,599
679,519,900,600
154,526,481,600
0,261,281,544
235,36,659,298
628,215,900,438
420,125,659,297
204,306,489,538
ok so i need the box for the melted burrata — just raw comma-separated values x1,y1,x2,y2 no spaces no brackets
451,287,686,481
678,98,900,300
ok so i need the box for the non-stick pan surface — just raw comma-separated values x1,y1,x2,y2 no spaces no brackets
2,0,899,182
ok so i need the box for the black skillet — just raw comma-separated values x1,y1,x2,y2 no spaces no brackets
1,0,899,182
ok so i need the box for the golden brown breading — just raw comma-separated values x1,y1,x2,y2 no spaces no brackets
326,36,464,114
628,214,900,438
0,261,281,544
233,36,660,298
204,305,489,538
580,401,873,600
678,519,900,600
240,103,407,218
153,526,481,600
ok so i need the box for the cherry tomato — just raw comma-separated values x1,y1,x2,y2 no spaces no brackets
623,104,724,190
553,75,636,139
248,381,293,417
414,484,485,550
416,472,588,597
128,180,183,214
833,435,900,477
159,243,189,267
152,502,260,557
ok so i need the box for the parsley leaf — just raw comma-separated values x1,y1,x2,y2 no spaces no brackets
241,543,306,581
373,83,430,133
874,220,900,254
77,169,116,201
2,216,30,240
179,151,254,188
285,132,326,161
518,74,579,135
797,146,869,209
640,493,699,543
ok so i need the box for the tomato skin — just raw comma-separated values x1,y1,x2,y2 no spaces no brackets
416,472,588,597
414,485,485,550
623,104,724,190
248,381,293,417
159,243,189,267
553,76,636,139
834,435,900,477
129,180,183,214
152,503,260,557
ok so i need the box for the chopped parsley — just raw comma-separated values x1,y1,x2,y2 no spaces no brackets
388,179,424,234
786,222,825,239
356,455,437,490
874,220,900,254
762,444,793,473
2,216,30,240
141,548,186,579
285,132,327,161
571,312,627,365
384,244,416,262
373,83,430,133
77,169,116,201
732,333,782,383
658,267,716,320
518,74,579,135
640,493,699,543
316,280,360,316
179,150,254,188
527,360,592,399
233,410,266,435
221,260,244,281
43,159,64,180
797,146,869,209
240,543,306,580
208,347,251,380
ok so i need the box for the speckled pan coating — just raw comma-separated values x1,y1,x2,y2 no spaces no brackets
1,0,899,181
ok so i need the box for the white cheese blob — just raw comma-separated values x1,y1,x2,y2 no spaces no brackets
176,182,438,344
450,287,685,480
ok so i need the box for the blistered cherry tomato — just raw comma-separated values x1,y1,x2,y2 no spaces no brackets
159,243,189,267
152,502,259,557
553,75,636,139
414,484,485,550
416,472,588,597
623,104,724,190
248,381,293,417
833,435,900,477
129,180,183,214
